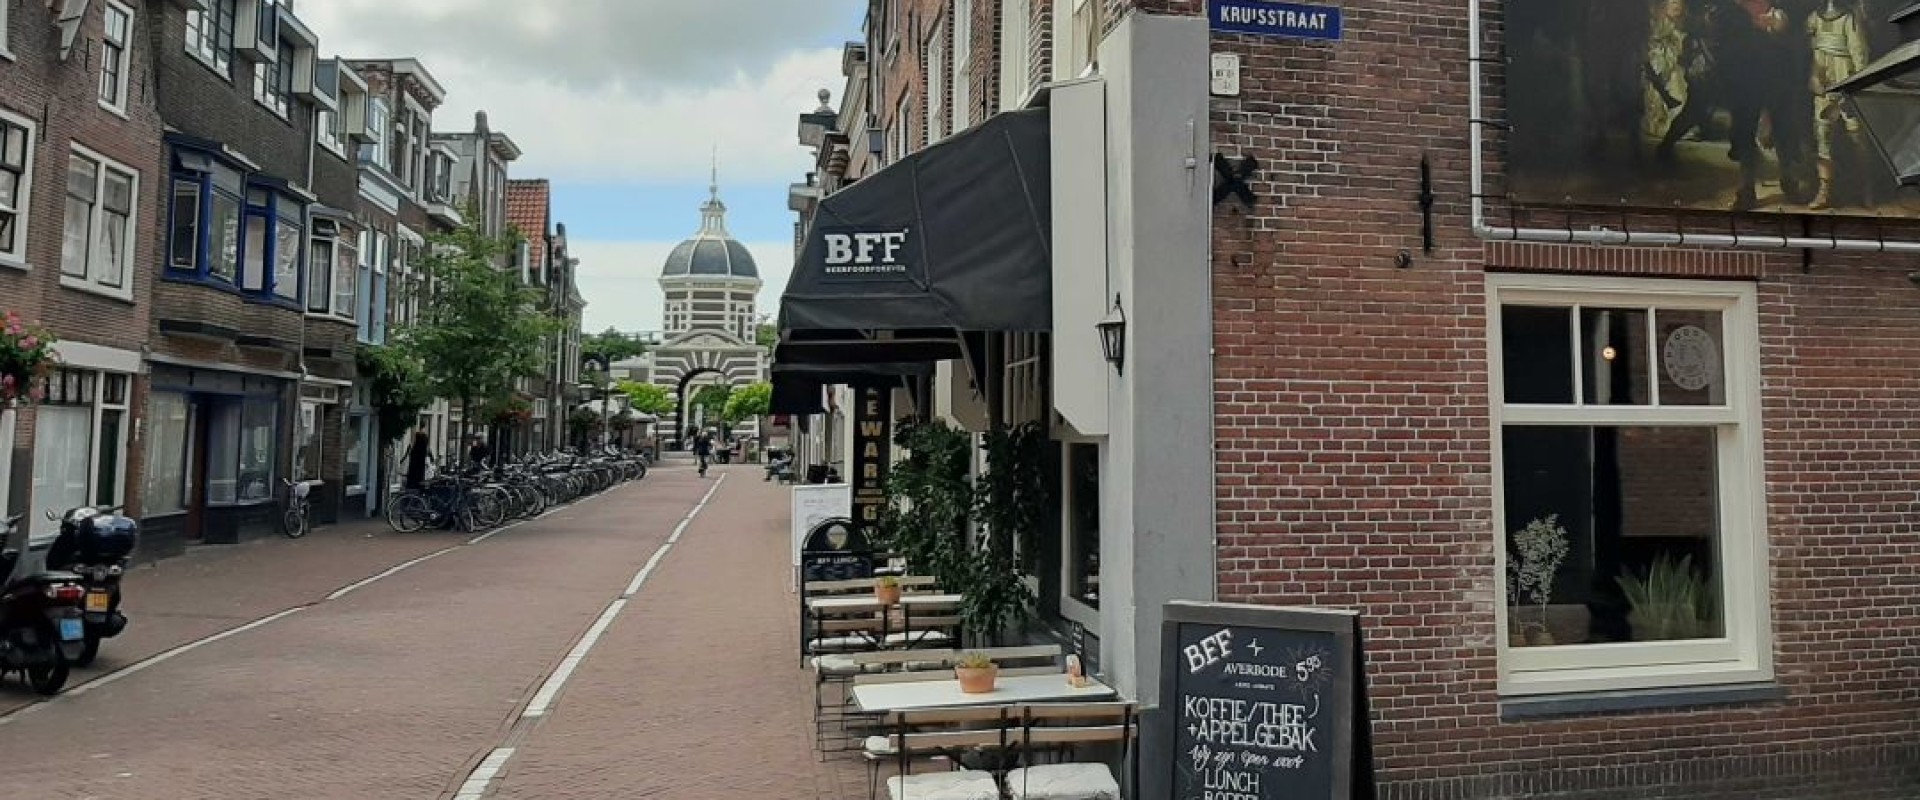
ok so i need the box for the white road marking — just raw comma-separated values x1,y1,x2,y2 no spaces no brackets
521,474,726,720
454,747,515,799
0,479,647,722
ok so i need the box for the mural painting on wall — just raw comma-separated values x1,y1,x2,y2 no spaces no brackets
1506,0,1920,216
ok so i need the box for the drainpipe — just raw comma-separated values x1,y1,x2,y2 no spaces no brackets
1467,0,1920,253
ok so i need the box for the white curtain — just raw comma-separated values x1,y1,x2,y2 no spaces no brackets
30,406,93,542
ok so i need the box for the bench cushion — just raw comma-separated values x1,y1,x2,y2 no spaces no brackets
886,770,999,800
1004,763,1121,800
882,630,952,646
809,635,873,651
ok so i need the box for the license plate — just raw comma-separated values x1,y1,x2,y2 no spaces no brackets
85,592,110,612
57,617,84,642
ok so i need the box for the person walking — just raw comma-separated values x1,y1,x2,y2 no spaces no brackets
693,428,713,477
404,427,432,490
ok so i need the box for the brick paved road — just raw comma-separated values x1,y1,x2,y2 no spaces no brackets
0,467,702,797
489,467,867,800
0,464,865,799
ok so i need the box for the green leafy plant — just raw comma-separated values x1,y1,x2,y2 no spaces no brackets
875,575,900,589
617,381,674,415
357,344,433,449
722,382,772,423
965,422,1050,644
582,327,648,365
689,384,731,423
880,418,976,607
955,651,996,670
0,310,56,406
1510,514,1570,636
1616,553,1718,642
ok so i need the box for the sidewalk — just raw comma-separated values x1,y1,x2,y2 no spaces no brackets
0,514,463,715
490,468,870,799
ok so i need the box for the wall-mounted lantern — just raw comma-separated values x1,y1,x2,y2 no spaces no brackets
1096,294,1126,376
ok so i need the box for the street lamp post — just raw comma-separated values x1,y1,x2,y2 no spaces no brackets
581,356,611,449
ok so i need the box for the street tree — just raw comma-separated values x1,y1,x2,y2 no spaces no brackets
398,215,559,448
617,380,674,415
722,381,772,423
690,384,731,425
584,327,648,365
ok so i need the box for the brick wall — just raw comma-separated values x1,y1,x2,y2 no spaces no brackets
151,1,313,184
0,0,164,516
1204,1,1920,797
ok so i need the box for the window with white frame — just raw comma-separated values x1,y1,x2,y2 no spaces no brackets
1057,0,1100,80
890,93,912,162
61,148,138,298
186,0,237,75
359,97,389,168
1000,0,1031,112
1061,441,1100,610
926,19,946,143
99,2,134,112
952,0,972,130
143,391,193,516
0,113,35,266
29,370,131,542
356,229,388,344
307,218,356,320
317,108,345,156
0,1,10,56
1489,274,1768,695
253,40,294,117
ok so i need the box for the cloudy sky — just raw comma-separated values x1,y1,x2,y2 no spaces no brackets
300,0,866,333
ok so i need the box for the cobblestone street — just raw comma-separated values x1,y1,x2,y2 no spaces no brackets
0,465,861,799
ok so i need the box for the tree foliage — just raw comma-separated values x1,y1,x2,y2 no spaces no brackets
357,344,433,448
754,320,777,348
584,327,648,365
722,382,772,422
689,384,731,423
617,380,674,415
395,215,559,442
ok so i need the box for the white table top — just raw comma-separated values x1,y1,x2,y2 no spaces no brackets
852,673,1116,713
808,593,963,612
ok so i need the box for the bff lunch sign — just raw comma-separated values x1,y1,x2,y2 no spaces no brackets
1159,601,1376,800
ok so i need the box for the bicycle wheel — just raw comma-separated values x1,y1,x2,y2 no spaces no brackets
282,505,308,539
386,493,431,533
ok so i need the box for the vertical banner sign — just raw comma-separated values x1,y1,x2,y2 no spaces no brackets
1159,601,1376,800
850,385,892,543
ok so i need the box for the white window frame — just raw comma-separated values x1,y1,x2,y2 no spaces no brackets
952,0,972,130
253,39,293,118
28,368,131,543
186,0,238,77
307,220,357,321
0,110,37,269
316,108,346,158
60,145,139,301
0,0,13,60
1056,438,1100,630
360,97,390,169
98,1,135,115
926,18,946,144
1056,0,1099,80
1487,273,1770,696
999,0,1030,112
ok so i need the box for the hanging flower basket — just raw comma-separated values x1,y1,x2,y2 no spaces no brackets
0,311,56,407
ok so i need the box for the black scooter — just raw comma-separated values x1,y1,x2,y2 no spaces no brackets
0,513,89,694
44,506,137,667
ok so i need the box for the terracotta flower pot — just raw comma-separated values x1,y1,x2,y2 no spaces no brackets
874,583,902,606
955,665,999,694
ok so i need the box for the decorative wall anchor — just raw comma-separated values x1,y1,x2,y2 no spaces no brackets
1213,153,1260,208
1419,155,1437,255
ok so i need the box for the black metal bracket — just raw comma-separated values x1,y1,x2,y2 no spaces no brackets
1213,153,1260,208
1418,155,1437,255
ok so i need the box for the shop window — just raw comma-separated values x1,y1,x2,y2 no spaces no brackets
294,401,320,481
1063,442,1100,609
1490,275,1767,695
206,397,278,506
29,370,130,541
60,148,138,298
344,414,368,495
144,392,193,516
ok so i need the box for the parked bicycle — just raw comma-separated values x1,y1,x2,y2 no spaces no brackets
281,478,321,539
384,446,648,534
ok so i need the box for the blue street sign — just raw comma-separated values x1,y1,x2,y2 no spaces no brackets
1210,0,1343,41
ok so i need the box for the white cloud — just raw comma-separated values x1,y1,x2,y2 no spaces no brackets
571,239,795,333
302,3,853,185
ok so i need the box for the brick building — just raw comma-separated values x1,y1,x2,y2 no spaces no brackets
784,1,1920,797
0,0,164,548
504,178,587,452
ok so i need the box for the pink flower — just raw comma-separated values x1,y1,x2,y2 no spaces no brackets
18,336,36,350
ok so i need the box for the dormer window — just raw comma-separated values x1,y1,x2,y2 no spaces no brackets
252,40,294,117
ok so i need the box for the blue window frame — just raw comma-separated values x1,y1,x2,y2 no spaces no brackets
165,147,304,307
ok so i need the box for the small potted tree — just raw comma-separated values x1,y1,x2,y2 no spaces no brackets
954,651,999,694
873,575,902,606
1509,514,1570,646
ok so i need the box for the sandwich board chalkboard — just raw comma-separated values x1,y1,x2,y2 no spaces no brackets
799,518,873,583
1158,601,1376,800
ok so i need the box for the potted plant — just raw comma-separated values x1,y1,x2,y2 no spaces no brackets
1616,553,1716,642
1509,514,1570,646
0,311,56,407
954,651,999,694
873,574,902,606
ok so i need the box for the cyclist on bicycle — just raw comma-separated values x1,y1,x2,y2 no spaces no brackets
693,429,714,477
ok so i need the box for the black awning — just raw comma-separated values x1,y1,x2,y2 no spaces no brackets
777,106,1052,351
768,361,934,416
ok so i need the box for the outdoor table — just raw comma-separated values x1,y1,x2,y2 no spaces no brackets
851,674,1116,713
807,593,965,652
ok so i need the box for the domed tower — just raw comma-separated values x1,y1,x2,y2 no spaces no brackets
659,172,761,341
